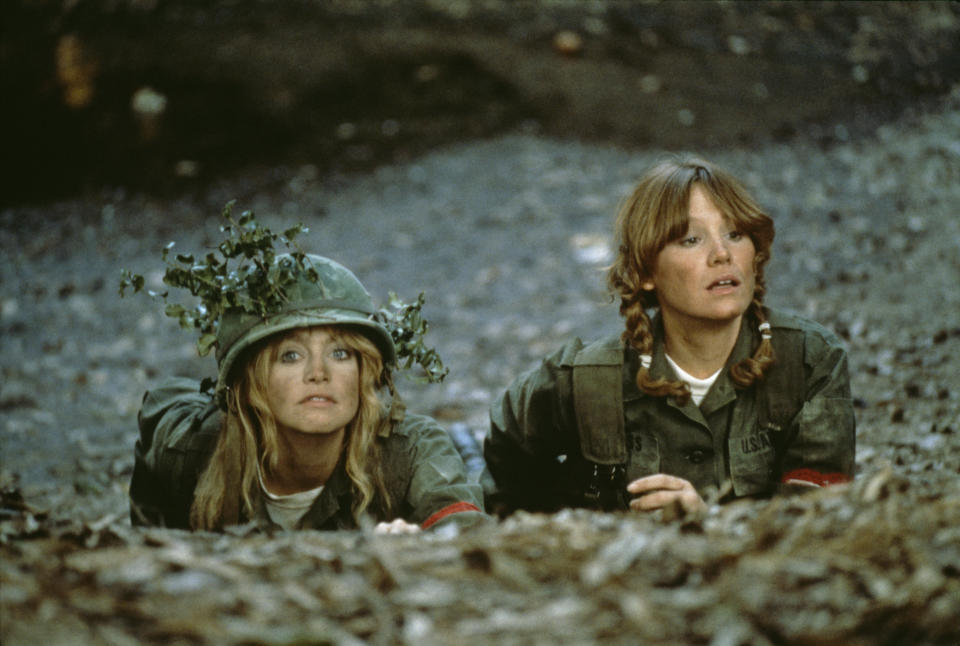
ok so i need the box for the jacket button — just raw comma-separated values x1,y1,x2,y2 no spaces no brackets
687,449,708,464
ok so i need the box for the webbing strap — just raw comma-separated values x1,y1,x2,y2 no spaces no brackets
756,328,806,432
572,340,627,465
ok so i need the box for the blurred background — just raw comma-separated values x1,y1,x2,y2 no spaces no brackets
3,0,958,207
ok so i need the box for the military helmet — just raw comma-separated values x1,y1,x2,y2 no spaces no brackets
214,254,396,394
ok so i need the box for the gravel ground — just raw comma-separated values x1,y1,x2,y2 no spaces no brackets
2,82,959,644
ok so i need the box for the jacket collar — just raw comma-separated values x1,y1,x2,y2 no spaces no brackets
245,456,357,531
624,312,758,414
296,457,356,530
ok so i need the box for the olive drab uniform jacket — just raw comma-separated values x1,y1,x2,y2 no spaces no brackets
483,308,856,515
129,378,486,531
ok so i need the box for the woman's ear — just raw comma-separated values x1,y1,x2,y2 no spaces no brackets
225,386,240,413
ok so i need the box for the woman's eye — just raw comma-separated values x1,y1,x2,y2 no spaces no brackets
679,235,699,246
280,350,301,362
332,348,352,360
728,230,744,241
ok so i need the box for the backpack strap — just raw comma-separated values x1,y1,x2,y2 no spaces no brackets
756,323,807,435
572,338,627,465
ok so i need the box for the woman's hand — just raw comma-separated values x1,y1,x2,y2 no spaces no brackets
374,518,422,534
626,474,707,515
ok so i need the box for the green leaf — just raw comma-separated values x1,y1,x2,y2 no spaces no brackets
118,270,145,297
197,333,217,357
118,202,447,383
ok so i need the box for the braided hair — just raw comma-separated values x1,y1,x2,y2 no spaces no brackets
607,156,776,403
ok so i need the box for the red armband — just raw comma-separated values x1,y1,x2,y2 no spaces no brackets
781,468,851,487
421,502,481,529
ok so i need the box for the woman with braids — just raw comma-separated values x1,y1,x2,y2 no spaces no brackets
129,250,484,533
483,156,855,516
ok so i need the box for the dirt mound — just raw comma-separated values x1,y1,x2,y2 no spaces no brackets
3,469,959,645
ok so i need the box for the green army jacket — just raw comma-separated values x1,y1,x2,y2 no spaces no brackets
484,308,856,514
129,378,485,531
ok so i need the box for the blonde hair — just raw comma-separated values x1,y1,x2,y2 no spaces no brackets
190,326,392,530
607,155,776,403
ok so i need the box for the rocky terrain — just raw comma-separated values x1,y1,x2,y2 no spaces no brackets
2,2,960,644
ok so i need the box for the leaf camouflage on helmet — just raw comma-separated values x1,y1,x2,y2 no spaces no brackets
119,201,448,401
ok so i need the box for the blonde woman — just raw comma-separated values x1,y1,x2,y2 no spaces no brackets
484,156,855,516
130,254,484,532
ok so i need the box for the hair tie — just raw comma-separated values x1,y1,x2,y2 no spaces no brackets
640,354,652,369
758,321,772,340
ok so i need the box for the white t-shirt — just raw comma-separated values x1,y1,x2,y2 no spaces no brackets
258,467,323,530
665,354,722,407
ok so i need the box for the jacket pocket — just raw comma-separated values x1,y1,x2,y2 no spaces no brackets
625,427,661,484
729,426,777,497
